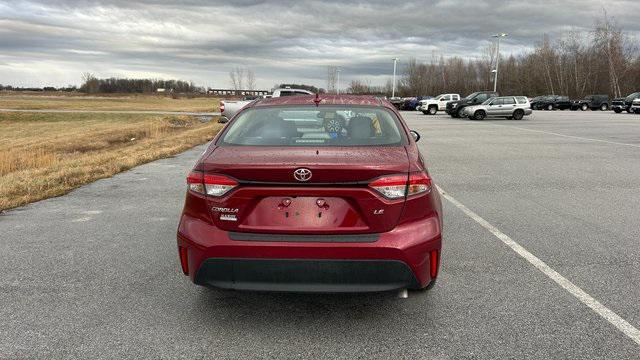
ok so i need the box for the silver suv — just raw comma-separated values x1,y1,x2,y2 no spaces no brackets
463,96,532,120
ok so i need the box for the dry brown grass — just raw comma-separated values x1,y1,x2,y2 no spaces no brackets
0,112,222,211
0,93,219,112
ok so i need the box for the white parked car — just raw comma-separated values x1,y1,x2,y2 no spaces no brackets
418,94,461,115
463,96,533,120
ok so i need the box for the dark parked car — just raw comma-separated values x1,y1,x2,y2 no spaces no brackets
570,95,609,111
612,92,640,113
446,91,499,118
530,95,572,110
389,97,404,110
178,95,443,293
404,96,432,111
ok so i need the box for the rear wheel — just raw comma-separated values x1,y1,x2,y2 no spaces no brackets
614,108,622,113
600,104,608,111
627,108,633,113
546,104,553,111
421,110,429,115
457,107,466,118
581,104,588,111
473,110,486,120
512,109,524,120
428,106,437,115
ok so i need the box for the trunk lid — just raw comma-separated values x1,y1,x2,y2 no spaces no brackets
202,146,410,234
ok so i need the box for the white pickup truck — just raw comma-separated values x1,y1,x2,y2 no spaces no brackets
219,88,314,122
417,93,461,115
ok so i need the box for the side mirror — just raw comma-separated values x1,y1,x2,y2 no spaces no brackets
410,130,421,142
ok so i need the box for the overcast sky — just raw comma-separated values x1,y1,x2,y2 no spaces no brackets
1,0,639,89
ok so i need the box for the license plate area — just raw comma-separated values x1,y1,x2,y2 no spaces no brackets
240,196,367,230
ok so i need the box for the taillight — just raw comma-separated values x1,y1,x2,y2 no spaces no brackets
369,175,407,199
187,171,238,197
219,101,225,113
187,171,205,194
369,172,432,199
408,172,432,196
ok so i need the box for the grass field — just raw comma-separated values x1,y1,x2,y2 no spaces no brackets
0,109,223,211
0,92,219,112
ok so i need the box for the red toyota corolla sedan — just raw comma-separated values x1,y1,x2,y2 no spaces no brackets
177,95,442,293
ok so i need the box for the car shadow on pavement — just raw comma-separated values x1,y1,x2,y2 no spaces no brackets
193,287,435,327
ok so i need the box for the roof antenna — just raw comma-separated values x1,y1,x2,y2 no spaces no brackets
313,93,321,107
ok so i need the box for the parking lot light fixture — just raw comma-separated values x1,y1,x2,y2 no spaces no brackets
492,33,508,92
392,58,399,98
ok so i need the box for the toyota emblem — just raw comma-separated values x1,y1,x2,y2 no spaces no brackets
293,168,312,182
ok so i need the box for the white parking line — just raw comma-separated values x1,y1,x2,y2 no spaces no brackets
437,185,640,346
489,124,640,148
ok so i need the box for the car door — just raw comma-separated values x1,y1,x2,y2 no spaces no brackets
486,98,504,116
502,97,517,115
438,95,451,110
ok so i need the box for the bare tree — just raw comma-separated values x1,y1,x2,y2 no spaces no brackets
246,69,256,90
391,17,639,98
229,67,245,91
81,72,99,93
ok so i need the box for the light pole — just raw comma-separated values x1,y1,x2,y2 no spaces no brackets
492,33,507,92
392,57,398,98
336,68,341,95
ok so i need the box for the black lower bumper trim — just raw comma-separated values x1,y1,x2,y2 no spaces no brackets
194,258,421,292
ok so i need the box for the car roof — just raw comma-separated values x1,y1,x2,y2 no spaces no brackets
251,95,389,109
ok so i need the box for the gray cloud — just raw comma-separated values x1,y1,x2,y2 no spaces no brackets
1,0,639,89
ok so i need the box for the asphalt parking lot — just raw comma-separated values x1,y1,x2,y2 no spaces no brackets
1,110,639,359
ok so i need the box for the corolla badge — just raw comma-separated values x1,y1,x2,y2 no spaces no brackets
211,207,239,213
293,168,312,182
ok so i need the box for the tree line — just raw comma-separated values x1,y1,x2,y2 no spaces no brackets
348,16,640,99
79,73,204,93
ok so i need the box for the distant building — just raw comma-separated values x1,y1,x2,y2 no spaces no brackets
207,88,269,96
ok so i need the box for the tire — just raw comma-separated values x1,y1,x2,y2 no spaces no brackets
421,110,429,115
635,109,640,114
581,104,588,111
627,108,633,113
473,110,486,120
512,109,524,120
428,106,437,115
546,104,553,111
600,104,608,111
614,108,622,114
457,107,466,118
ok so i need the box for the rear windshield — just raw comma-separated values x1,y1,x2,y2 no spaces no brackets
219,105,407,147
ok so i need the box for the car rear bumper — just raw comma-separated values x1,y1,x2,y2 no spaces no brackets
177,214,442,292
